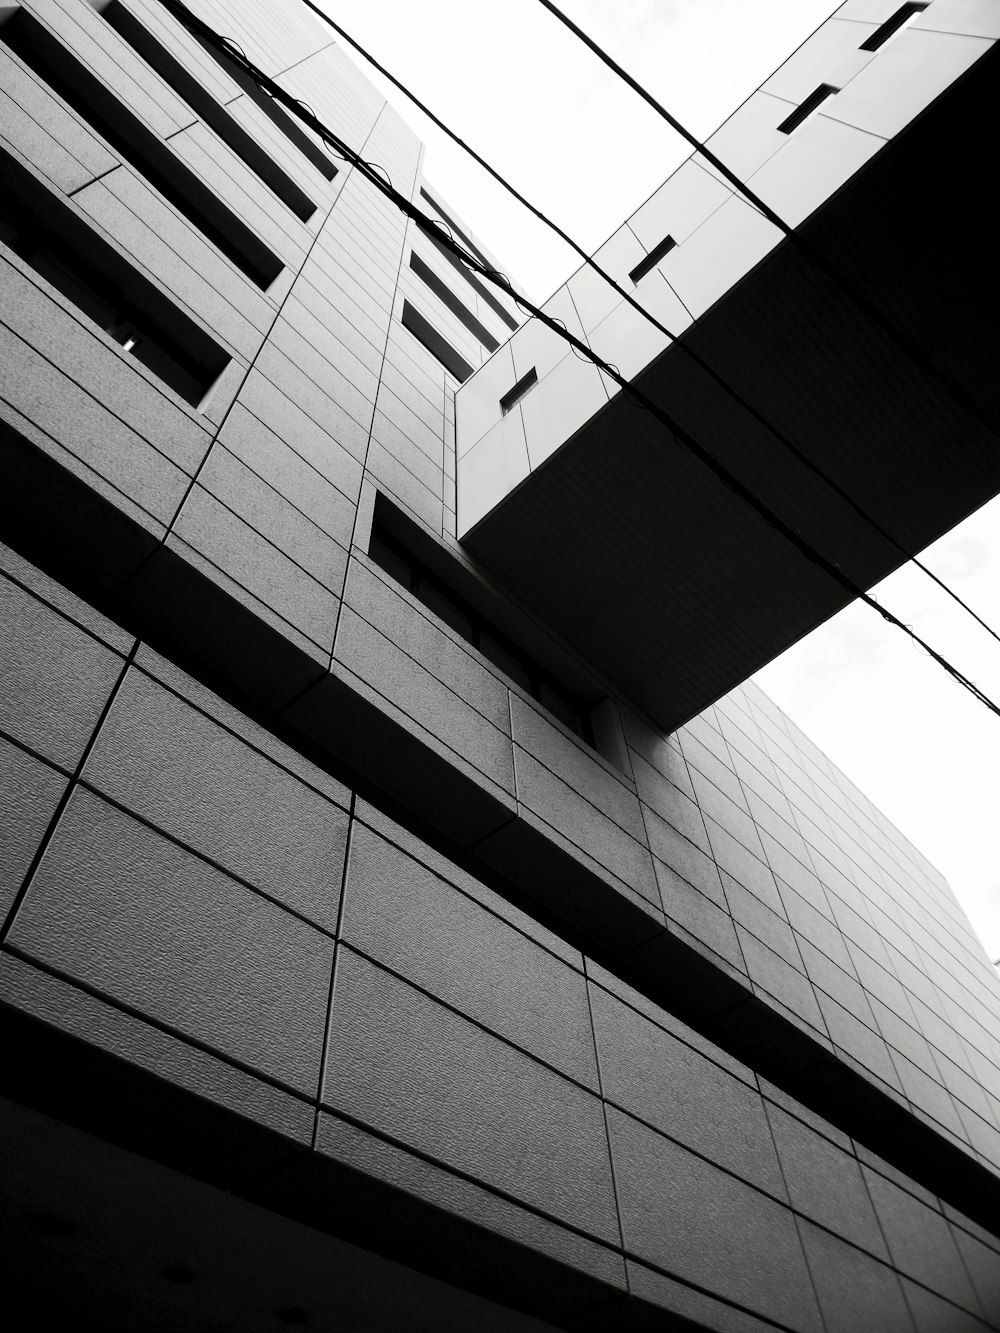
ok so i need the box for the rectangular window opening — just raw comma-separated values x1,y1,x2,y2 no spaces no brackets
101,1,318,222
410,252,499,352
190,31,338,180
0,10,283,289
368,505,597,748
629,234,677,285
500,367,538,416
860,3,928,52
777,83,839,135
1,148,230,408
400,299,474,383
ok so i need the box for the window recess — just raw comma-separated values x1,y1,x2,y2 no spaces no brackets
368,515,597,746
776,84,839,135
418,223,520,332
419,186,519,330
859,3,928,52
500,367,538,416
0,148,229,408
401,299,474,383
190,30,338,181
100,1,317,222
0,9,282,289
409,252,499,352
629,234,677,285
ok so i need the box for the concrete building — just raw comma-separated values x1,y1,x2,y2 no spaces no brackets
0,1,998,1329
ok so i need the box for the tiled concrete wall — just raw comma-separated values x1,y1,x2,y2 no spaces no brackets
1,1,999,1329
1,539,998,1331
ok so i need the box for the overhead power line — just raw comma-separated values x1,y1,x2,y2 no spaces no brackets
152,0,1000,720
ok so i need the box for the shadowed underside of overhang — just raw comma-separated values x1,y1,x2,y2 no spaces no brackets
463,43,1000,733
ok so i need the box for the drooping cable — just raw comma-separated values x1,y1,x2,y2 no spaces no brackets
296,0,1000,649
151,0,1000,719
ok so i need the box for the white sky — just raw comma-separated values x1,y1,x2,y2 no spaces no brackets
321,0,999,963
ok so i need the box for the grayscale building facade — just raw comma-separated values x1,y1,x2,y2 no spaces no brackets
0,1,998,1330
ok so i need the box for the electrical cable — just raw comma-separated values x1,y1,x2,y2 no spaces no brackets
151,0,1000,720
535,0,1000,645
295,0,1000,648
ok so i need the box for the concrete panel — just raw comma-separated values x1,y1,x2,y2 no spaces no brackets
0,947,312,1147
341,822,598,1088
0,570,125,769
171,483,341,652
334,604,515,795
214,404,356,546
864,1167,981,1310
0,738,68,923
82,663,349,932
606,1106,824,1331
344,559,510,733
590,981,785,1197
236,369,366,498
196,444,350,593
457,410,530,535
0,319,191,524
0,47,117,194
9,786,333,1095
513,747,659,909
322,948,620,1244
765,1101,888,1256
797,1220,915,1333
510,694,644,842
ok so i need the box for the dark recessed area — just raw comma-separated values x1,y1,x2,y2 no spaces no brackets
499,366,538,415
776,82,839,134
629,233,677,284
400,299,475,382
860,3,928,52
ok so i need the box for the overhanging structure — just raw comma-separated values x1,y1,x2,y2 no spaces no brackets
457,13,1000,731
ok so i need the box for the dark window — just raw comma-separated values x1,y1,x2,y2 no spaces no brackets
1,9,282,289
191,31,338,180
1,150,229,408
860,4,928,52
101,1,317,221
500,368,538,416
400,300,474,382
368,520,595,744
629,234,677,284
410,252,499,352
777,84,839,135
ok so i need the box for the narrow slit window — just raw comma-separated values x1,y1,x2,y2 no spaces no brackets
500,367,538,416
400,300,474,382
1,150,229,408
860,3,928,52
0,10,282,289
418,224,520,331
629,234,677,285
777,84,839,135
191,32,338,180
101,1,317,222
410,252,499,352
